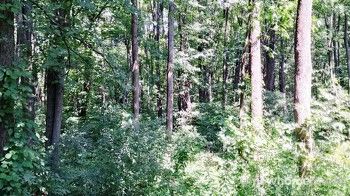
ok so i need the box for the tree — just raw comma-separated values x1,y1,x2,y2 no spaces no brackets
264,28,276,91
45,1,69,170
250,0,264,131
222,6,230,108
0,0,15,156
131,0,140,127
345,13,350,93
166,0,175,138
17,1,35,121
279,39,286,94
156,0,163,117
294,0,313,177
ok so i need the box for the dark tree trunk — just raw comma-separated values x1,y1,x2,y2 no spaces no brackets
294,0,314,178
222,7,229,108
279,39,286,94
131,0,140,127
45,2,69,170
17,2,36,122
45,69,64,169
265,28,276,91
166,0,175,138
345,14,350,93
156,0,163,117
0,0,15,156
250,0,264,131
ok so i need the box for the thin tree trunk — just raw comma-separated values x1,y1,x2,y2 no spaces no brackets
345,14,350,93
166,0,175,138
265,28,276,91
294,0,314,178
222,7,229,108
131,0,140,128
333,13,339,73
326,15,335,80
0,0,15,156
279,39,286,94
156,0,163,117
250,0,264,131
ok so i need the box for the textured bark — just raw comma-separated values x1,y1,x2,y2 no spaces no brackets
265,28,276,91
345,14,350,93
166,0,175,138
294,0,314,177
0,0,15,156
222,7,229,108
250,0,264,131
131,0,140,127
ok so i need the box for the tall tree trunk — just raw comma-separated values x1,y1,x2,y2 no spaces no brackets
131,0,140,127
279,39,286,94
294,0,314,178
156,0,163,117
345,14,350,94
17,2,35,121
45,2,69,170
265,28,276,91
222,7,229,108
250,0,264,131
45,69,64,169
166,0,175,138
326,14,335,80
0,0,15,156
333,13,339,73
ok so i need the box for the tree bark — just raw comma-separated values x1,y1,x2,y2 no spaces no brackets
250,0,264,131
294,0,314,178
345,14,350,94
166,0,175,138
131,0,140,128
0,0,15,156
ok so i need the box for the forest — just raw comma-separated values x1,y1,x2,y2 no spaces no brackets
0,0,350,195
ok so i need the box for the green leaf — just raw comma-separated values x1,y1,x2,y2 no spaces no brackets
4,153,11,160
